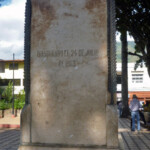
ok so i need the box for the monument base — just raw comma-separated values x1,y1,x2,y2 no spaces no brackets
18,145,119,150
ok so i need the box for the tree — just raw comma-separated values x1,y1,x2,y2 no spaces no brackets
116,0,150,76
2,81,13,102
116,1,130,117
15,89,25,109
128,1,150,76
116,0,150,117
0,87,4,100
121,31,130,117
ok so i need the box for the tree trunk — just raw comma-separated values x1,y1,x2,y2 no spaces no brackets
121,31,130,118
147,64,150,77
15,109,17,117
146,43,150,77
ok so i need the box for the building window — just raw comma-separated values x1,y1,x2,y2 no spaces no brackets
9,63,18,70
0,62,5,73
0,79,21,86
117,75,122,84
132,74,143,83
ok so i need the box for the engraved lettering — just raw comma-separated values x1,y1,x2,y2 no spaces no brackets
66,60,76,67
37,49,98,58
71,49,78,57
64,50,69,57
37,49,99,67
59,60,77,67
78,49,84,56
58,50,63,57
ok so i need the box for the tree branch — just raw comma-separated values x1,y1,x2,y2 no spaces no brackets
128,52,143,58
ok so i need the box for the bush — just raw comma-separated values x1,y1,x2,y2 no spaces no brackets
2,81,13,103
144,104,150,112
0,100,8,110
0,87,5,99
6,103,12,109
14,89,25,109
14,99,25,109
19,101,25,109
14,99,19,109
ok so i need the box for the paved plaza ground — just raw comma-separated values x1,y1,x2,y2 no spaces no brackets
0,115,150,150
0,129,20,150
119,118,150,150
0,115,20,126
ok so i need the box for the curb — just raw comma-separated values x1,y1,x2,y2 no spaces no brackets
0,124,20,129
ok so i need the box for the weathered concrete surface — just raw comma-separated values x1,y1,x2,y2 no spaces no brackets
106,105,118,148
31,0,107,145
19,0,118,149
20,105,31,143
19,146,119,150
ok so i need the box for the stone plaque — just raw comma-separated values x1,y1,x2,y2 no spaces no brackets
19,0,118,150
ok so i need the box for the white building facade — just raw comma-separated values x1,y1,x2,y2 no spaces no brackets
117,63,150,102
0,60,24,95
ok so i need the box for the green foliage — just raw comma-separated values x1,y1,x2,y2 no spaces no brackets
2,81,13,102
6,103,12,109
14,89,25,109
0,87,4,95
17,89,25,102
0,87,4,99
14,99,20,109
144,104,150,112
0,100,10,110
0,101,6,110
14,99,25,109
116,0,150,76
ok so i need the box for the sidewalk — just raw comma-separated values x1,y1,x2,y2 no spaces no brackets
119,117,150,150
0,113,20,129
0,114,20,150
0,129,20,150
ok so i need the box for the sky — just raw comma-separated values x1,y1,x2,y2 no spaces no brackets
116,32,134,42
0,0,26,60
0,0,11,7
0,0,134,60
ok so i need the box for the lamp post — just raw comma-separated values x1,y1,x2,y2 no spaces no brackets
12,53,15,117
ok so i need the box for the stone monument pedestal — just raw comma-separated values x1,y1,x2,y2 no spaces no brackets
19,0,118,149
19,146,119,150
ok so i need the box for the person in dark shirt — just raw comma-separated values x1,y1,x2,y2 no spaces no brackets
118,101,123,117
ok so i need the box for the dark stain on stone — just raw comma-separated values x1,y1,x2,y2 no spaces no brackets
64,12,78,18
37,102,40,106
85,0,102,12
32,0,56,41
60,81,69,86
45,121,49,125
97,71,106,76
63,1,72,7
85,0,106,28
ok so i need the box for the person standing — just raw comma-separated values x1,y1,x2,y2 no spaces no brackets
118,101,123,117
129,94,141,131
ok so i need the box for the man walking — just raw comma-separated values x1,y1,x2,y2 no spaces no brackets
129,94,141,132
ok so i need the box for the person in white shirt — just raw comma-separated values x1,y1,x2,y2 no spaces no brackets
129,95,141,131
